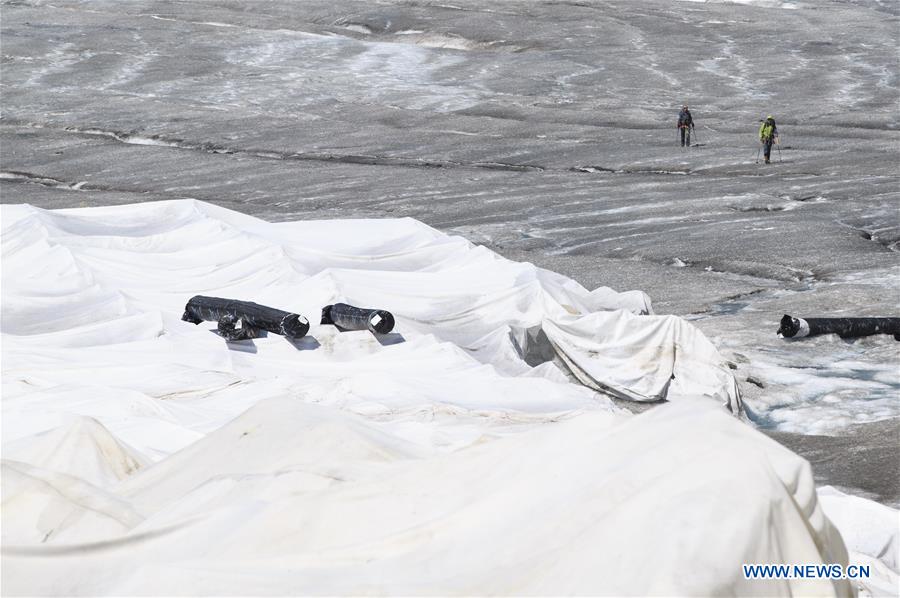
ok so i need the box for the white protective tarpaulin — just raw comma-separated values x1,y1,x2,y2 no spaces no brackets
0,200,864,596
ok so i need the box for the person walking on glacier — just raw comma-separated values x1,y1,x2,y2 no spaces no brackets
758,115,779,164
677,105,694,147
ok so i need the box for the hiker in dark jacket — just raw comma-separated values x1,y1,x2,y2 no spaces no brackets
758,115,779,164
677,105,694,147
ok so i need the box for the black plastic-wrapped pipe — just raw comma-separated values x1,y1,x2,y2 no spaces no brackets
778,314,900,340
321,303,395,334
182,295,309,341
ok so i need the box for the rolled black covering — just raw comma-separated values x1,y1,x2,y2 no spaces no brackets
182,295,309,341
778,314,900,340
321,303,395,334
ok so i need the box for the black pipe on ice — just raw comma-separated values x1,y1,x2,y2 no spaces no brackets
777,314,900,340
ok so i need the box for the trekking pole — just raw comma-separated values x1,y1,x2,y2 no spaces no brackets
755,143,761,164
692,126,700,144
776,137,782,161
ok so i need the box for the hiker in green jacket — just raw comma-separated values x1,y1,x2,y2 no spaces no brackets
758,116,779,164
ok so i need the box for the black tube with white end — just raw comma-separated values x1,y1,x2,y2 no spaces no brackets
321,303,395,335
182,295,310,341
777,314,900,340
